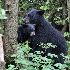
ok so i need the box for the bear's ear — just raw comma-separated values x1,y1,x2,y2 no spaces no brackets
37,10,45,15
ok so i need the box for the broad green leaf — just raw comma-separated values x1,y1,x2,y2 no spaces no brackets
0,8,7,19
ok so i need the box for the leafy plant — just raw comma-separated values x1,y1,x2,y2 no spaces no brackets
6,42,69,70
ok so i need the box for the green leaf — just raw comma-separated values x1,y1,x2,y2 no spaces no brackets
1,9,5,15
27,66,35,70
40,6,44,10
0,16,7,19
64,32,70,37
48,53,58,58
11,54,17,57
0,8,7,19
46,2,49,5
57,7,62,11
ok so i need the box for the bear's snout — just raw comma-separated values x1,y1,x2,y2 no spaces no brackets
22,18,30,23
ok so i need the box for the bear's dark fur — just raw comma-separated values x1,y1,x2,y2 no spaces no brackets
17,24,35,43
23,8,68,64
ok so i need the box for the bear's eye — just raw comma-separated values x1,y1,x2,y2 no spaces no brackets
28,14,31,17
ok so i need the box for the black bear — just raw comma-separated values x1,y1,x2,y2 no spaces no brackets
23,8,68,64
17,24,35,43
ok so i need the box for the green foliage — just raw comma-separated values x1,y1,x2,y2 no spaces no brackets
48,53,58,58
0,8,7,34
54,63,67,70
6,42,69,70
39,0,67,25
64,32,70,37
0,0,7,19
6,65,18,70
56,7,62,12
0,0,7,35
64,32,70,68
0,8,7,19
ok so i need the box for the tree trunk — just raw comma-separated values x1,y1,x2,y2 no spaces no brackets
3,0,19,67
67,0,70,32
0,36,5,70
67,0,70,40
61,1,68,34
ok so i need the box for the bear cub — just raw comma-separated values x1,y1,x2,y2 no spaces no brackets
17,24,35,43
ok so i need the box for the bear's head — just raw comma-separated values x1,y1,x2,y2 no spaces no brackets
17,24,36,43
23,8,45,24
